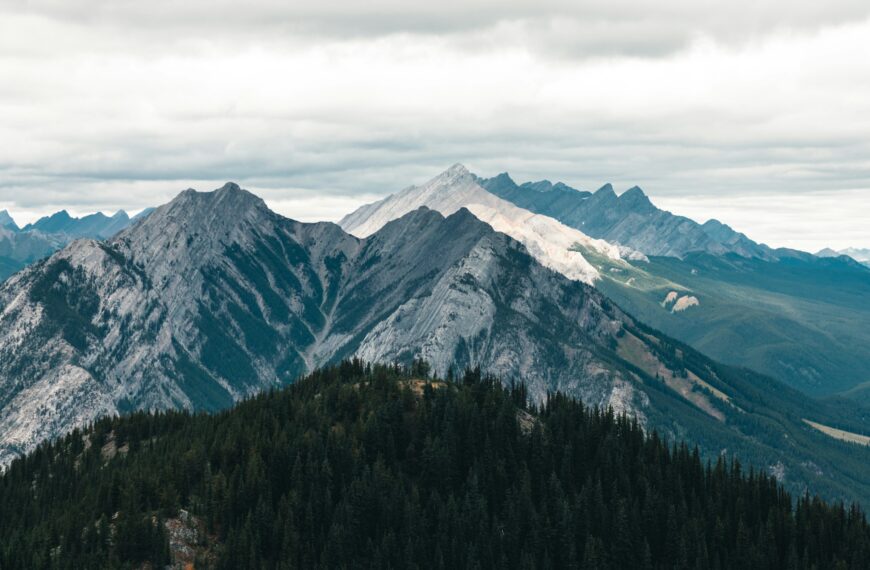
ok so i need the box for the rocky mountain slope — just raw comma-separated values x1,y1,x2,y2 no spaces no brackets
341,166,870,396
340,164,623,285
1,183,869,504
0,183,634,464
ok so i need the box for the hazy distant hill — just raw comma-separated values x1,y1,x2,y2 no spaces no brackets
0,208,152,282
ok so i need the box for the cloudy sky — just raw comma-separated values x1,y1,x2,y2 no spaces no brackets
1,0,869,251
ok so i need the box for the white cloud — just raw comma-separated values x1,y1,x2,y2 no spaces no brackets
655,189,870,252
0,2,869,250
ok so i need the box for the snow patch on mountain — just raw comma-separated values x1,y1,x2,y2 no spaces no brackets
339,164,621,285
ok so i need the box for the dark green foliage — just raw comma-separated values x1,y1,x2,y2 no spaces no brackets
28,258,102,350
170,339,235,411
1,361,869,569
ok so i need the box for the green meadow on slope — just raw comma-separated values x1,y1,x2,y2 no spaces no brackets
577,246,870,398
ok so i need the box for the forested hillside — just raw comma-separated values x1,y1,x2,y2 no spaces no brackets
1,361,868,569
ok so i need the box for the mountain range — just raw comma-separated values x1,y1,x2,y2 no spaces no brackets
0,208,153,282
339,164,626,285
818,247,870,267
1,181,869,505
477,174,777,259
341,167,870,398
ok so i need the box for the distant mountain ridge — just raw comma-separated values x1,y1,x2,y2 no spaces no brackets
478,172,776,259
23,209,131,239
0,207,153,282
818,247,870,267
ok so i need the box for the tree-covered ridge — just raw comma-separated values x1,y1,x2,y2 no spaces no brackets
1,361,868,569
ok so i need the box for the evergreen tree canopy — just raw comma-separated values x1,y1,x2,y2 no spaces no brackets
1,360,868,569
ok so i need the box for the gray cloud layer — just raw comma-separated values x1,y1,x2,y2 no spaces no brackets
9,0,870,54
1,1,869,250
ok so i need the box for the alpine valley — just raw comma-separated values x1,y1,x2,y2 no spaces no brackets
1,170,870,510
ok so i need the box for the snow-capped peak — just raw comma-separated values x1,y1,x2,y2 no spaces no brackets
339,165,622,285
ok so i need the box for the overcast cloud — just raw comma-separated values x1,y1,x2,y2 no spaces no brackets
1,0,869,250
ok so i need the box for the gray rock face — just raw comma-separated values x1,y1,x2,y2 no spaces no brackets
479,173,774,259
0,184,646,464
339,207,630,407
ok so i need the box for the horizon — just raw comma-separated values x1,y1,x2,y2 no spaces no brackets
1,168,866,253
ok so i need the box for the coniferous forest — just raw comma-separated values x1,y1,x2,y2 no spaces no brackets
1,361,869,569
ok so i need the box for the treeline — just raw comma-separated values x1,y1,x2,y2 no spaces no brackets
1,360,868,569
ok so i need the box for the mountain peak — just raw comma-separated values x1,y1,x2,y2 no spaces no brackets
702,219,734,234
124,183,270,243
816,247,840,258
172,182,264,210
619,186,653,210
216,181,243,193
491,172,517,186
816,247,870,263
429,164,474,186
0,210,18,231
592,183,616,199
475,172,519,195
445,163,470,176
23,209,73,233
110,183,276,284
